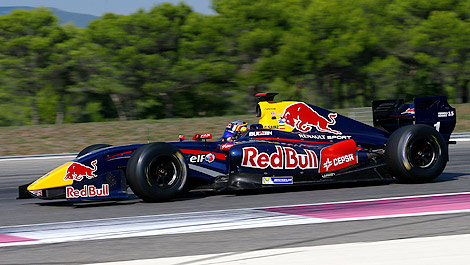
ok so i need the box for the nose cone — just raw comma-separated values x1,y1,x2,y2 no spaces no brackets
27,162,74,191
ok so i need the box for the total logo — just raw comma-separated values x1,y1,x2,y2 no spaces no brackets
66,184,110,199
189,153,216,163
242,145,318,170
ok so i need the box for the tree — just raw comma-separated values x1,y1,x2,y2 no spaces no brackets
0,8,66,125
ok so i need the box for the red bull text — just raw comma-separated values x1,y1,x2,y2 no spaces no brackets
66,184,109,199
242,146,318,170
281,102,341,135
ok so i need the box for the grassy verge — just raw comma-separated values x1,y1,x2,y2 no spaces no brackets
0,104,468,156
0,115,258,156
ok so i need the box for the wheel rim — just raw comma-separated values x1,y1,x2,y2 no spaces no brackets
148,156,178,189
408,138,439,169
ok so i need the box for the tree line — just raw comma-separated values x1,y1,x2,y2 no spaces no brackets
0,0,468,126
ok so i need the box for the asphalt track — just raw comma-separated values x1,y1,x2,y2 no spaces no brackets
0,142,469,264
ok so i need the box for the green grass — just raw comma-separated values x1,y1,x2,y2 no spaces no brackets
0,104,468,156
454,103,470,132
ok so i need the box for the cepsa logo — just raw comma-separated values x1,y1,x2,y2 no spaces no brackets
242,146,318,170
66,184,109,199
322,154,355,172
319,139,358,173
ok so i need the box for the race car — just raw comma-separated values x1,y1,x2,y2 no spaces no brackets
18,93,456,202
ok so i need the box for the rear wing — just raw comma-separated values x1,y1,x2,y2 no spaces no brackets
373,96,456,141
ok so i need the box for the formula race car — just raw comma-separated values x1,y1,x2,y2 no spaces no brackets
19,93,456,202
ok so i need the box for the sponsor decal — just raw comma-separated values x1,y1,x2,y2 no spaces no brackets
200,133,212,139
321,172,335,179
322,154,355,171
319,139,358,173
262,177,293,185
264,125,279,129
181,149,226,160
29,190,43,197
278,119,286,129
64,160,98,181
189,153,216,163
193,133,212,141
66,184,110,199
220,143,235,152
205,153,216,163
298,134,352,140
327,135,351,140
248,131,273,137
401,108,415,115
323,158,333,171
280,102,341,135
242,145,318,170
438,111,455,118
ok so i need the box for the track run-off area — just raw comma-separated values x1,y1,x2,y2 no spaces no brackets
0,141,469,264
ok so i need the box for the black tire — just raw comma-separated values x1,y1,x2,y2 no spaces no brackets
126,143,187,202
77,144,112,158
385,124,448,183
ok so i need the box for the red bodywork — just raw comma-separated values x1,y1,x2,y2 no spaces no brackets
63,160,98,181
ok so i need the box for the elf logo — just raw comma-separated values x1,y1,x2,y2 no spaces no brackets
242,145,318,170
189,153,216,163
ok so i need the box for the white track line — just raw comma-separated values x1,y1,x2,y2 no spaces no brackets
85,234,470,265
2,192,470,248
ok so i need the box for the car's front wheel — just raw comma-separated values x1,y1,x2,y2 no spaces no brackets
126,143,187,202
385,124,448,183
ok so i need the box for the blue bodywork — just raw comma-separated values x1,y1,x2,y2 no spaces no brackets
68,106,391,201
28,95,455,201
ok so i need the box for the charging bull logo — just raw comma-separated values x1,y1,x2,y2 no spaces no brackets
63,160,98,181
280,102,341,135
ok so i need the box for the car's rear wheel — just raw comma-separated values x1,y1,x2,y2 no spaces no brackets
385,124,447,183
126,143,187,202
77,144,111,158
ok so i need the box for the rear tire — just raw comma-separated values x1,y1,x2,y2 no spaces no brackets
77,144,111,158
126,143,187,202
385,124,447,183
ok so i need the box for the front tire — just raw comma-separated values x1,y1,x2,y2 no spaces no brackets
385,124,448,183
126,143,187,202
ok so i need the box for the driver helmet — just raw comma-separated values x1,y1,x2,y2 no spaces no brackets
222,120,249,141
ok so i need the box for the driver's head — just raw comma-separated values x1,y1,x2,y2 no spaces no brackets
222,120,249,141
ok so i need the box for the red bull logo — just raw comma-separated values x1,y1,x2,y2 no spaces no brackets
66,184,109,198
63,160,98,181
280,102,341,135
242,146,318,170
